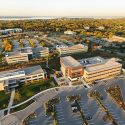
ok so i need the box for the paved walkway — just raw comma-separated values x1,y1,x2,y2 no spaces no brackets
0,110,4,119
7,89,15,114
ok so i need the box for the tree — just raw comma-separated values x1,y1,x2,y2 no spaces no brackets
14,91,21,102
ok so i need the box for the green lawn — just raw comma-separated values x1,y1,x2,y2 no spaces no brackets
0,91,10,110
13,78,57,105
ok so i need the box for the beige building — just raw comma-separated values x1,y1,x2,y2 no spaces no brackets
0,65,45,92
5,46,49,64
60,56,84,81
58,44,88,55
104,35,125,43
5,47,33,64
80,57,122,84
60,56,122,83
5,52,30,64
33,46,49,58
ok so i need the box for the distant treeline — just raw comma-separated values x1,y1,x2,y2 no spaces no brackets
0,18,125,37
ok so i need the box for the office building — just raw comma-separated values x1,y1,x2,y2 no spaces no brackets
58,44,88,55
60,56,122,83
79,57,122,84
32,46,49,58
0,65,45,91
5,46,49,64
60,56,84,81
64,31,76,35
5,47,33,64
0,28,22,36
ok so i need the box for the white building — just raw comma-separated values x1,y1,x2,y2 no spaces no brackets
98,26,105,30
0,28,22,36
84,27,90,30
57,44,88,55
32,46,49,58
0,65,45,92
64,31,76,35
56,45,68,50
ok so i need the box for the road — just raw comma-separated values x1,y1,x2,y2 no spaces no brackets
1,78,125,125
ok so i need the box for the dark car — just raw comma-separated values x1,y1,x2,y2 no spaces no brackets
100,96,104,100
85,115,92,120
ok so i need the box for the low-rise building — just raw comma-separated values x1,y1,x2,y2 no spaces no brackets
5,47,33,64
103,35,125,43
79,57,122,84
5,46,49,64
98,26,105,30
33,46,49,58
0,65,45,91
64,31,76,35
60,56,122,83
0,28,22,36
60,56,84,81
57,44,88,55
56,45,68,50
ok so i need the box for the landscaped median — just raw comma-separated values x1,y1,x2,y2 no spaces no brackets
23,112,37,125
89,91,119,125
107,85,125,111
44,97,60,125
66,95,89,125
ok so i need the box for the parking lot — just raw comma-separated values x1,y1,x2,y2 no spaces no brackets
26,81,125,125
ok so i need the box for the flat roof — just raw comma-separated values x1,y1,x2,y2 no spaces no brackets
60,44,87,50
79,57,121,72
32,46,48,53
0,65,44,79
61,56,82,68
24,65,44,75
79,56,105,67
5,47,33,57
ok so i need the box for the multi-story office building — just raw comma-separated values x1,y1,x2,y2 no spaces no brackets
60,56,122,83
80,57,122,83
5,46,49,64
57,44,88,55
60,56,84,81
32,46,49,58
0,28,22,36
0,65,45,91
5,47,33,64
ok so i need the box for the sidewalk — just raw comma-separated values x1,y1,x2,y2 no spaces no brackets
7,89,15,114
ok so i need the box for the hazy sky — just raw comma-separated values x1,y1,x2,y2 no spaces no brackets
0,0,125,17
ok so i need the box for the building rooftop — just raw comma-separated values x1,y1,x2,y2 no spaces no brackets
0,71,25,80
79,56,121,72
5,47,33,57
79,56,105,67
0,65,44,81
24,65,44,75
60,44,87,50
61,56,82,68
32,46,48,53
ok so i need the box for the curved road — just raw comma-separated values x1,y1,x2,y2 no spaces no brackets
1,77,125,125
0,86,80,125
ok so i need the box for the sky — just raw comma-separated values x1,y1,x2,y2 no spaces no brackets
0,0,125,17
